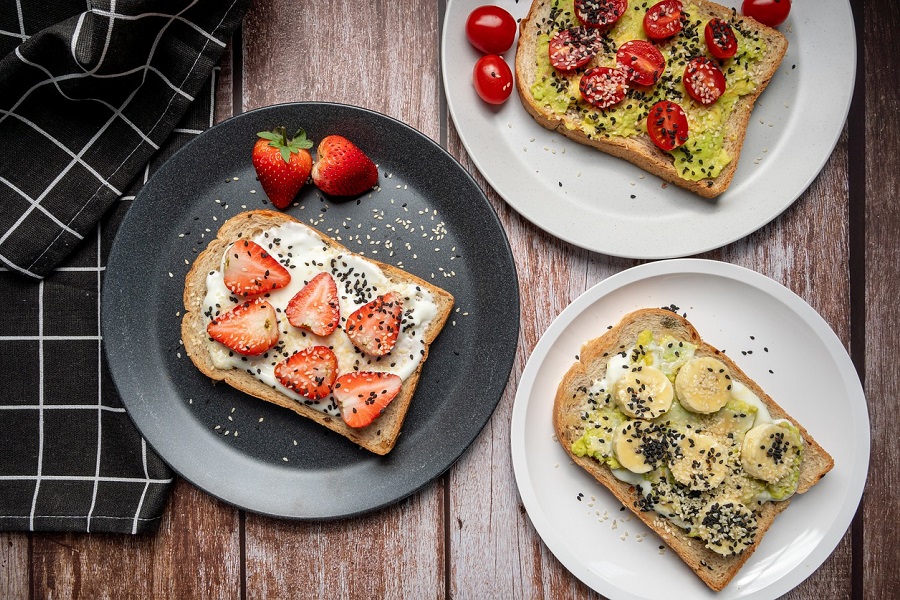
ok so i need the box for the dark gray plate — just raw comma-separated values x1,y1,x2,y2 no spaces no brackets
102,102,519,519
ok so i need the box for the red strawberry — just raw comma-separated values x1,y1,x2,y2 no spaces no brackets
252,127,314,209
223,239,291,297
274,346,338,400
311,135,379,196
285,272,340,336
344,292,403,356
207,299,279,356
333,371,403,428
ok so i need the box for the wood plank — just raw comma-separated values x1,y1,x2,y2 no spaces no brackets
30,480,240,599
240,0,441,137
244,489,444,598
238,1,446,596
864,0,900,597
446,122,607,599
215,39,236,123
0,533,29,599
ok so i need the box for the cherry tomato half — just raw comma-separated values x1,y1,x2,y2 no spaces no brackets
549,27,602,71
579,66,628,109
466,5,517,54
473,54,514,104
705,18,738,60
741,0,791,28
575,0,628,30
643,0,684,41
616,40,666,86
683,57,726,105
646,100,689,151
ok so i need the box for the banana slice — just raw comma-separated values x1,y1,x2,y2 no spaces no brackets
674,356,732,414
611,365,674,419
668,431,728,491
740,422,803,483
613,419,668,474
696,499,758,556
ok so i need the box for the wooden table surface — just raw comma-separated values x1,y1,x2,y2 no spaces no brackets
3,0,896,597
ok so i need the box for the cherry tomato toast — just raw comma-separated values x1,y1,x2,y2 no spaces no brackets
514,0,789,197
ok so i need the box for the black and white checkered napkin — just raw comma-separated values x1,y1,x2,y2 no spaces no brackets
0,0,249,533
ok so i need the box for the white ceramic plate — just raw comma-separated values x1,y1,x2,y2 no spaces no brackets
510,259,869,599
442,1,856,257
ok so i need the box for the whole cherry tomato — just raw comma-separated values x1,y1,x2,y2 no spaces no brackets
466,5,517,54
741,0,791,27
646,100,689,151
473,54,514,104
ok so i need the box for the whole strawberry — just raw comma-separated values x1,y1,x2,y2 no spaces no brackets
252,127,314,209
311,135,379,196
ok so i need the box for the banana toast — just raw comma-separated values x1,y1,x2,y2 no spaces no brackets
554,308,833,590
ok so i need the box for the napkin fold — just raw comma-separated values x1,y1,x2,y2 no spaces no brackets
0,0,249,277
0,0,249,533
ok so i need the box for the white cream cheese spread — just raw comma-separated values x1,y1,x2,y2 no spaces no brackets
201,221,439,416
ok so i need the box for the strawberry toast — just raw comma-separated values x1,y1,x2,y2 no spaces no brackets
181,210,454,455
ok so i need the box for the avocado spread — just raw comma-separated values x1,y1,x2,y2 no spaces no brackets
530,0,767,181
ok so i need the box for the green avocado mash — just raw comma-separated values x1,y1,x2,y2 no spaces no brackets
530,0,767,181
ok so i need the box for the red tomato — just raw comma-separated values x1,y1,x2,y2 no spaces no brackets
741,0,791,27
616,40,666,86
549,27,602,71
643,0,684,41
579,66,628,109
575,0,628,30
683,57,726,105
473,54,513,104
704,18,738,59
466,5,517,54
646,101,689,151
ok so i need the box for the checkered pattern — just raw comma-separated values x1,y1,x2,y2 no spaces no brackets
0,0,248,278
0,0,249,533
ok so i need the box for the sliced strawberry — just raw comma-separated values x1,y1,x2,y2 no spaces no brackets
223,239,291,297
311,135,379,196
207,299,279,356
285,272,340,336
274,346,338,400
333,371,403,428
344,292,403,356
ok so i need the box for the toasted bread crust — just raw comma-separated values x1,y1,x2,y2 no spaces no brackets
553,309,834,591
182,210,454,455
515,0,788,198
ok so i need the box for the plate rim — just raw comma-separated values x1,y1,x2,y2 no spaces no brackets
102,100,520,519
510,258,870,598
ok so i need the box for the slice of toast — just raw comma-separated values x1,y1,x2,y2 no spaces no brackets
553,308,833,590
515,0,788,197
182,210,454,455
